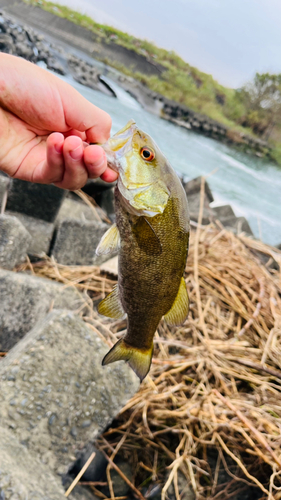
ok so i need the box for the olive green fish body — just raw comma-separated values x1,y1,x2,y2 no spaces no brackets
96,120,190,381
116,189,189,351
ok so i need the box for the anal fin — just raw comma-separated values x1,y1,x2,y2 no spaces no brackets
96,223,120,256
164,277,189,326
98,284,126,319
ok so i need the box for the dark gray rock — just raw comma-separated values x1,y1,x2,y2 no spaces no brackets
0,32,14,52
69,444,107,482
15,40,34,59
184,176,214,203
0,174,11,211
52,219,112,265
101,459,133,497
0,426,65,499
167,471,195,500
187,192,214,224
0,310,139,476
6,179,66,222
47,56,66,75
221,216,253,236
212,204,235,219
0,214,31,270
6,211,54,256
184,176,214,224
56,197,102,223
0,269,85,350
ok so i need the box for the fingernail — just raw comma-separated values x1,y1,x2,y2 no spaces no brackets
69,145,82,160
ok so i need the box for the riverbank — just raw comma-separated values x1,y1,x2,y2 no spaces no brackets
0,0,275,161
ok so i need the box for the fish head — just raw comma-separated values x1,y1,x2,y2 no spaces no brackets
102,120,170,217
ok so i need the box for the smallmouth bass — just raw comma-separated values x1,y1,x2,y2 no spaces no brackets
96,120,190,381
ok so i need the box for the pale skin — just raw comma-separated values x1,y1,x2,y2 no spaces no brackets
0,53,118,190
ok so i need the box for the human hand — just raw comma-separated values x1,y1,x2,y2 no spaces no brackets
0,53,118,190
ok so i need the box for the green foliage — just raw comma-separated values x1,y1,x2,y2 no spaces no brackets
25,0,281,164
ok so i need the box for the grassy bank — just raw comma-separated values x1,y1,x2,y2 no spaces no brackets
26,0,281,164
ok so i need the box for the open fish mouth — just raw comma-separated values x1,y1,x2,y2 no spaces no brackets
101,119,137,172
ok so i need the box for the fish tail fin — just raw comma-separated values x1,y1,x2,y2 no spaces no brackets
102,338,153,382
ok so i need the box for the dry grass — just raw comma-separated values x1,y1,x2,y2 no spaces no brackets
17,206,281,499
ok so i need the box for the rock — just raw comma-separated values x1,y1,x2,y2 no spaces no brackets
100,255,118,278
6,179,66,222
221,216,253,236
212,204,235,219
0,269,85,350
47,56,66,75
0,214,31,270
0,310,139,476
184,176,214,224
0,426,65,499
52,219,112,265
184,176,214,203
69,443,107,482
6,211,54,256
0,32,14,52
15,40,34,59
56,197,102,223
96,188,115,220
101,459,133,497
0,174,11,211
167,470,195,500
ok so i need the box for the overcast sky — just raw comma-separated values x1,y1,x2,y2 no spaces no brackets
54,0,281,88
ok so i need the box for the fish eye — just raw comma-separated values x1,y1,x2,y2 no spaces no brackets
140,147,155,162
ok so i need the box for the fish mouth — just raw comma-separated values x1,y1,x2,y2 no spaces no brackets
101,119,136,173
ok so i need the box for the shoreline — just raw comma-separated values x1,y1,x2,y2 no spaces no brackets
0,0,273,161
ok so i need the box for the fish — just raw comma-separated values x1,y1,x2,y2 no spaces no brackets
96,120,190,381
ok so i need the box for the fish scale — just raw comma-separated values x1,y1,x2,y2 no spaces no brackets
96,120,190,381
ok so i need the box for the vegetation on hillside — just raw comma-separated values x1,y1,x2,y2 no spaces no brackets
27,0,281,164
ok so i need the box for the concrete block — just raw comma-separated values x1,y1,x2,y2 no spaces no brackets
0,310,139,476
0,214,31,270
212,204,235,219
0,173,10,210
184,176,214,203
56,197,101,223
221,216,253,236
6,179,66,222
6,211,54,255
0,269,85,351
52,219,112,265
0,427,65,500
187,192,214,224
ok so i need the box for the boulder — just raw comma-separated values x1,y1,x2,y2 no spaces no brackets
0,310,139,476
212,204,235,219
52,219,112,265
6,211,54,256
6,179,66,222
56,197,102,223
0,426,65,500
221,216,253,236
0,269,85,350
184,176,214,224
0,214,31,270
0,173,10,210
0,32,14,52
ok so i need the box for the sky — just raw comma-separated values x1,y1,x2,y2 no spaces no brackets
53,0,281,88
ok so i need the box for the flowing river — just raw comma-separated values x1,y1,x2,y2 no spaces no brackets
60,72,281,247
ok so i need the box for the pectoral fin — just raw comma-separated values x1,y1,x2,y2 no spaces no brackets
98,284,126,319
96,224,120,256
164,277,189,326
132,217,162,255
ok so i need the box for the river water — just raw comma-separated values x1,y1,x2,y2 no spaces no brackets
61,73,281,247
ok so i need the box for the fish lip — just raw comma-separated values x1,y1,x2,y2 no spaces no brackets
101,120,137,172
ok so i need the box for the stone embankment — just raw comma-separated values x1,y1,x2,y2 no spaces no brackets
0,4,270,156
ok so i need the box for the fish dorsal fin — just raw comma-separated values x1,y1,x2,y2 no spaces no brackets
96,223,120,256
164,277,189,326
98,284,126,319
132,217,162,255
